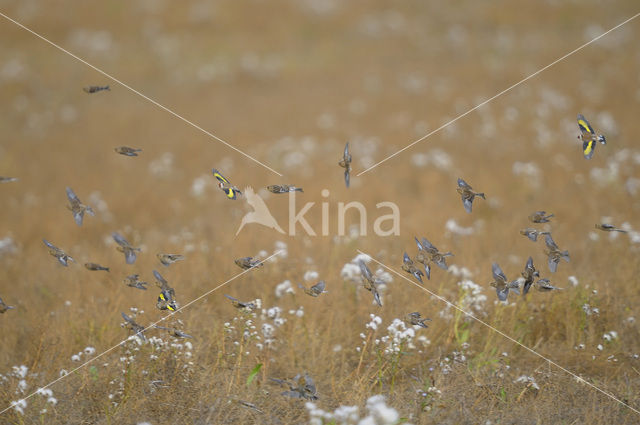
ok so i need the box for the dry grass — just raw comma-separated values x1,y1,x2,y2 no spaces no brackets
1,0,640,423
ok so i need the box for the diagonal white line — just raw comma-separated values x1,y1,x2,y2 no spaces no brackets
0,250,284,416
358,249,640,415
0,11,283,177
357,11,640,177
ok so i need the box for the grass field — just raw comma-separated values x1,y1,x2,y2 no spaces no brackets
1,0,640,423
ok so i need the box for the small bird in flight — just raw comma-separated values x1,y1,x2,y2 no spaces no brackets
404,312,431,329
154,325,193,339
66,187,95,226
520,228,550,242
212,168,242,200
456,178,485,213
84,262,109,272
154,270,178,311
83,85,110,94
359,260,383,307
267,185,303,194
0,296,15,313
114,146,142,157
528,211,554,223
157,253,185,267
112,232,141,265
402,252,424,283
577,113,606,160
489,263,520,301
123,274,148,290
543,234,570,273
534,278,563,292
338,142,352,188
0,177,18,183
298,280,328,297
595,223,627,233
43,239,74,266
121,312,146,342
235,256,264,270
224,294,257,311
521,257,539,296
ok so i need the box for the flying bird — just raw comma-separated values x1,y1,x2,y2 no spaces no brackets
224,294,257,311
114,146,142,157
43,239,74,266
0,297,15,313
66,187,95,226
112,232,141,264
577,113,606,160
154,325,193,339
520,228,550,242
236,186,285,235
456,178,485,213
358,260,383,306
121,312,146,342
521,257,539,296
83,85,110,94
0,177,18,183
298,280,328,297
157,253,185,266
212,168,242,200
528,211,554,224
402,252,424,283
84,262,109,272
534,278,563,292
267,185,303,194
595,223,627,233
404,312,431,329
234,256,264,270
154,270,178,311
123,274,148,290
338,142,352,188
489,263,520,301
544,234,570,273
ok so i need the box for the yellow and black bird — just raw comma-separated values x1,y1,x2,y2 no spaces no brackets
577,113,606,160
84,262,109,272
338,142,352,188
456,178,485,213
154,270,178,311
298,280,328,297
212,168,242,200
114,146,142,157
112,232,141,264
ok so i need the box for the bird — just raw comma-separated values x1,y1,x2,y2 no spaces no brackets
0,297,15,313
520,228,550,242
236,186,285,235
544,234,570,273
489,263,520,301
121,312,146,342
577,113,606,160
534,278,563,292
235,256,264,270
0,177,18,183
298,280,328,297
154,270,178,311
123,274,148,290
267,185,303,194
84,262,109,272
112,232,141,264
66,187,95,226
114,146,142,157
153,325,193,339
595,223,627,233
224,294,257,311
338,142,352,188
456,178,485,213
521,257,540,296
358,260,383,307
83,85,110,94
402,252,424,283
43,239,74,266
212,168,242,200
270,373,318,400
404,312,431,328
157,253,185,266
528,211,554,223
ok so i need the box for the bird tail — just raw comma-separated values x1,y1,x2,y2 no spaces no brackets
476,192,486,199
294,188,303,192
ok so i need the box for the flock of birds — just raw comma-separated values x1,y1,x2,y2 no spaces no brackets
0,85,630,402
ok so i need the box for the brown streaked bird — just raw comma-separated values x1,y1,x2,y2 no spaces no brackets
224,294,257,311
489,263,520,301
154,270,178,311
404,312,431,329
235,256,264,270
595,223,627,233
267,184,303,194
153,325,193,339
270,373,318,400
528,211,554,223
520,228,550,242
114,146,142,157
521,257,539,296
112,232,141,264
338,142,352,188
66,187,94,226
0,176,18,183
84,262,109,272
543,234,570,273
358,259,383,307
298,280,328,297
83,85,110,94
456,178,485,213
43,239,74,266
121,312,146,342
0,296,15,313
157,253,185,267
123,274,147,290
534,278,563,292
402,252,424,283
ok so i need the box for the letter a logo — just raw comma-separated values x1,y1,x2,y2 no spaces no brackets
236,187,285,235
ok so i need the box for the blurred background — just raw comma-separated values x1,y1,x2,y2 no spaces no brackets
1,0,640,423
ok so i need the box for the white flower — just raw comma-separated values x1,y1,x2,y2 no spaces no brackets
275,280,295,298
71,354,81,362
84,346,96,355
12,365,28,379
11,399,27,415
303,270,319,281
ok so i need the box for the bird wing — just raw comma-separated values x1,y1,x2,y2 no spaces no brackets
212,168,231,185
112,232,129,247
457,178,471,189
153,270,168,288
577,114,594,135
492,263,507,283
66,187,80,204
